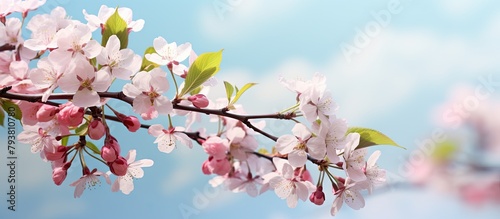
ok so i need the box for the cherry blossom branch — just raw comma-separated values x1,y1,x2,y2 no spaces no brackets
0,88,296,142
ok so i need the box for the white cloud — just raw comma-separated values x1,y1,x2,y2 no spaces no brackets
209,15,500,125
439,0,489,17
199,0,303,43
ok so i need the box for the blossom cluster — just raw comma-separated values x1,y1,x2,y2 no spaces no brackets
0,1,398,216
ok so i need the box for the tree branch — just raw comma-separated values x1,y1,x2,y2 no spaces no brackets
0,89,296,142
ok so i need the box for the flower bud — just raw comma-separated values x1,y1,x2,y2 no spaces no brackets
57,103,84,127
309,186,325,205
202,158,212,175
188,94,209,108
45,145,69,161
115,112,141,132
122,116,141,132
88,119,105,140
109,156,128,176
52,162,71,186
101,136,120,162
36,105,57,122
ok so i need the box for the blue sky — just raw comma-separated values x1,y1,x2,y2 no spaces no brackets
1,0,500,218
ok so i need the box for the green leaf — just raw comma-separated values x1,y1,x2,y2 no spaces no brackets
86,141,100,154
180,50,223,97
347,127,404,149
190,86,203,95
432,141,458,161
75,122,89,136
61,136,69,146
140,46,160,72
0,108,4,127
102,9,128,49
1,99,22,120
231,83,257,105
223,81,234,102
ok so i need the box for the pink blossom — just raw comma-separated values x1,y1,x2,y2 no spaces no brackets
330,178,366,216
70,167,111,198
145,36,191,68
12,0,46,17
275,123,325,168
122,68,172,120
0,0,15,18
202,136,229,160
17,101,42,125
29,57,66,102
0,17,22,46
148,124,193,153
48,23,102,64
96,35,141,80
58,57,111,107
17,125,57,160
203,156,231,176
342,133,367,182
3,60,41,93
226,126,259,161
111,150,154,195
262,158,316,208
309,117,347,163
24,7,72,51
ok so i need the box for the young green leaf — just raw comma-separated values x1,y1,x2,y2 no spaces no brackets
61,136,69,146
102,9,128,49
75,122,89,136
223,81,234,102
140,46,160,72
180,50,223,97
86,141,101,154
230,83,257,104
347,127,404,149
1,99,22,120
190,86,203,96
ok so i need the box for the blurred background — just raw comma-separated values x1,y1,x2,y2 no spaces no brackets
1,0,500,218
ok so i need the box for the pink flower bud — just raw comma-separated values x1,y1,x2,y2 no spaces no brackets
122,116,141,132
88,119,105,140
45,145,69,161
36,105,57,122
109,156,128,176
202,158,212,175
101,136,120,162
309,186,325,205
52,162,71,186
57,103,84,127
115,112,141,132
188,94,209,108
